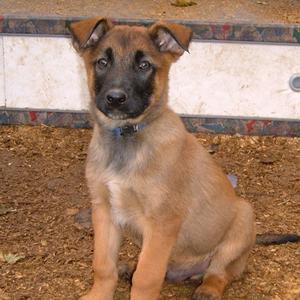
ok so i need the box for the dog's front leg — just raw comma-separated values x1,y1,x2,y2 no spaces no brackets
131,218,181,300
81,203,121,300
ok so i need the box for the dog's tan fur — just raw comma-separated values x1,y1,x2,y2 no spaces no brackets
70,18,256,300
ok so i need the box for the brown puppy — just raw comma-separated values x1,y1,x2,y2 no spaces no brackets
69,18,256,300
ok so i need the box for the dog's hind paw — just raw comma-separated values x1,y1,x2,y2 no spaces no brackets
190,292,221,300
118,262,136,282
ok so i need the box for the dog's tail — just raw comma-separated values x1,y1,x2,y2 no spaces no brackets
256,233,300,245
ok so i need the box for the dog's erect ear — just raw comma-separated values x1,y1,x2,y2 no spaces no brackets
148,21,192,57
69,17,113,52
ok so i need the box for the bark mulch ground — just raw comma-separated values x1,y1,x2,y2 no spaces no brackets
0,125,299,299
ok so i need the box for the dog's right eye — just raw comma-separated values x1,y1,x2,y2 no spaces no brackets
138,61,151,71
97,58,108,69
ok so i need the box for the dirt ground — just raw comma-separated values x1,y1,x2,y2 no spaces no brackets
1,0,300,24
0,125,299,299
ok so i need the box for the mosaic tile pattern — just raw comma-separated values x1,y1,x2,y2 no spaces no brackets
1,16,300,44
0,110,91,129
0,16,72,36
182,116,300,136
1,109,299,136
188,22,300,44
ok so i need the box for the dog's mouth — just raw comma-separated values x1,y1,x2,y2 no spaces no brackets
106,111,130,120
101,109,144,121
99,106,146,121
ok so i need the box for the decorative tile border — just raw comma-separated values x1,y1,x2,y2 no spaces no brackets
0,15,300,44
1,109,299,136
0,109,91,129
183,116,300,136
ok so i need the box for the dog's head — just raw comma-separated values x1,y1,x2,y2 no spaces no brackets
70,18,192,125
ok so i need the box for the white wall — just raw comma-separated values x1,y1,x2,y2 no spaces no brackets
169,41,300,119
0,36,5,107
1,35,300,119
3,36,89,111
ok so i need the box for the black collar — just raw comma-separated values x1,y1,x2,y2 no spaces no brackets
111,123,146,137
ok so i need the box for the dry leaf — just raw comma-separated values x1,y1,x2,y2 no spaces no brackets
0,252,25,264
171,0,196,7
0,206,16,216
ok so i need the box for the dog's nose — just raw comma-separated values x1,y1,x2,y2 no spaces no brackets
106,89,127,107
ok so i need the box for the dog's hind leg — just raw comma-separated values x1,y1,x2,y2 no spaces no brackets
166,255,212,283
191,200,255,300
118,261,136,282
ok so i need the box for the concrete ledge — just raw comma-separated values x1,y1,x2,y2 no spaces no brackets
1,36,299,119
1,15,299,135
1,109,299,136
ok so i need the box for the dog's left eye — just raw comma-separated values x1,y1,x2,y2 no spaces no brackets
138,61,151,71
97,58,108,69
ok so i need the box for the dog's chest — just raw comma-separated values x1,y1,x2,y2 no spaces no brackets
104,135,142,172
106,175,143,228
99,135,152,227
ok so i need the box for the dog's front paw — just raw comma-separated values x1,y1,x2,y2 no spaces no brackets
79,291,102,300
79,295,93,300
190,291,221,300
